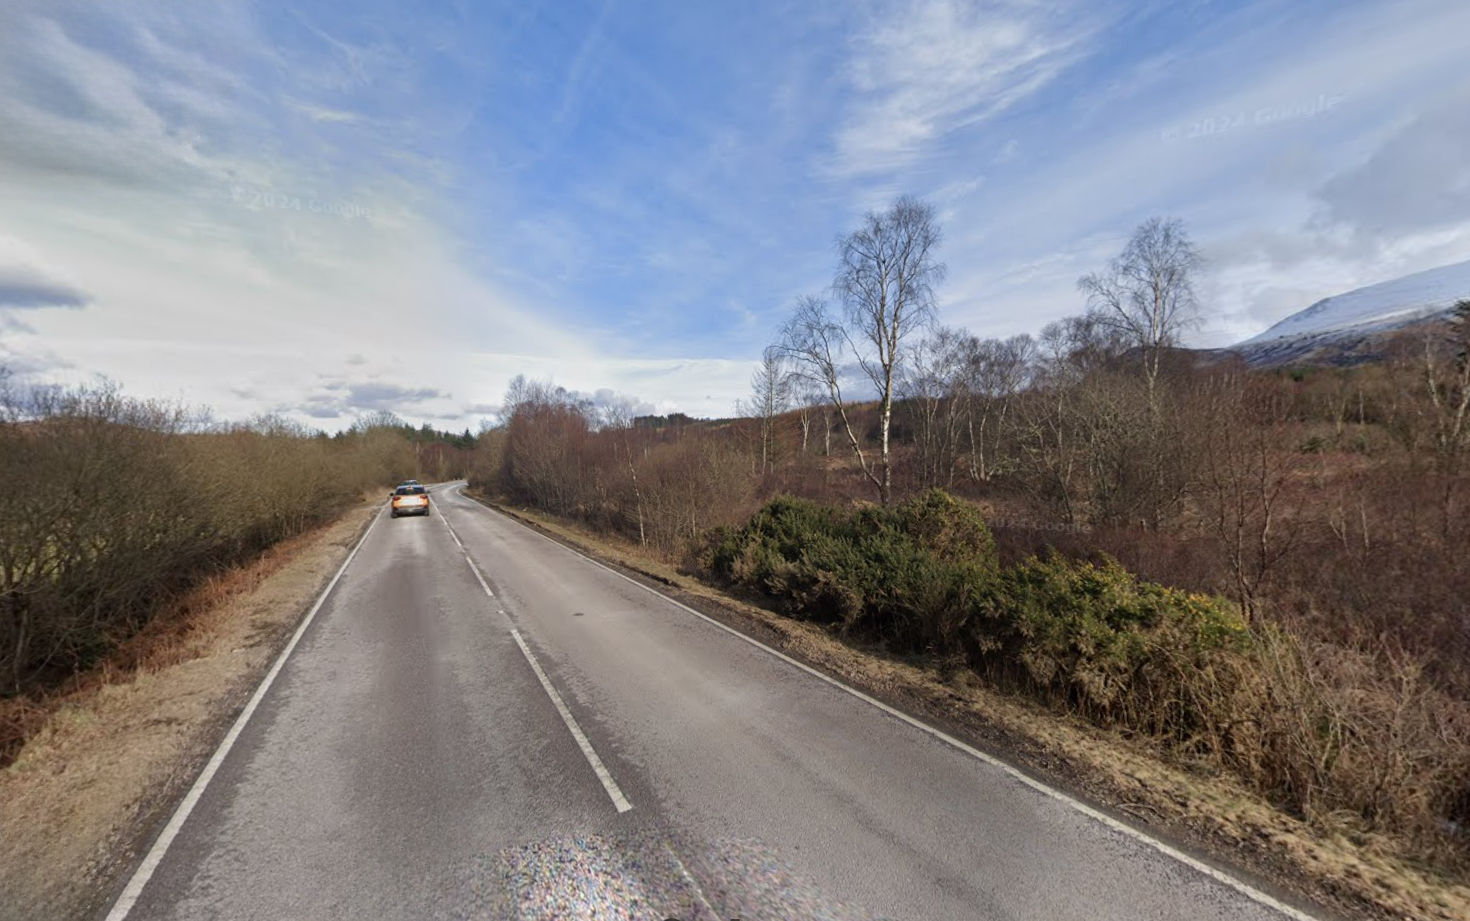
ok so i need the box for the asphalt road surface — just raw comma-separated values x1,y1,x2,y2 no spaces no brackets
101,483,1326,921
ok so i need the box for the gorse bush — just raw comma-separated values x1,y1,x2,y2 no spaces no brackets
704,491,998,655
976,553,1249,741
705,492,1244,720
703,492,1470,866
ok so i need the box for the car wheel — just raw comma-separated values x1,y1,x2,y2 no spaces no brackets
390,510,398,518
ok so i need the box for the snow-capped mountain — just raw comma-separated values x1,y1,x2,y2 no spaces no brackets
1226,259,1470,367
1241,259,1470,345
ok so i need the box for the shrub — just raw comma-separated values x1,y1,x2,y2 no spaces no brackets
895,488,998,571
974,552,1250,744
704,491,999,655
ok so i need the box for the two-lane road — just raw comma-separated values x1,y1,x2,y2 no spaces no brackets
103,483,1325,921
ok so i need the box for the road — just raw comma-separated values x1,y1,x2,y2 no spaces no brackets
101,483,1324,921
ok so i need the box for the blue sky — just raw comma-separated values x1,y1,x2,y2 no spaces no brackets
2,0,1468,429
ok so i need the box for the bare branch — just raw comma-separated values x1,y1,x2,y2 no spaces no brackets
1077,216,1203,400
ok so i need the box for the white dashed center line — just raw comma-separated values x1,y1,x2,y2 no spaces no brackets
440,502,632,814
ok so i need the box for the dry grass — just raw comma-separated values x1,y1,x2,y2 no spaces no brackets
474,492,1470,921
0,497,378,921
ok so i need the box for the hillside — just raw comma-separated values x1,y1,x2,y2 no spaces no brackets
1225,258,1470,368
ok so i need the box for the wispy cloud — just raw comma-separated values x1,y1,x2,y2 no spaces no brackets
0,0,597,429
556,0,620,128
922,0,1470,348
826,0,1101,179
281,96,369,124
0,338,72,381
0,15,236,190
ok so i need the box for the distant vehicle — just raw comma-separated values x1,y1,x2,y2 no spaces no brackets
397,479,421,487
390,485,430,518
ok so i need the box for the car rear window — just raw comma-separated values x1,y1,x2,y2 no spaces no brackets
395,486,427,495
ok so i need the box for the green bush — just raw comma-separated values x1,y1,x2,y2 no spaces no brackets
707,493,1470,868
705,493,1251,750
976,552,1249,740
705,490,998,654
894,488,997,570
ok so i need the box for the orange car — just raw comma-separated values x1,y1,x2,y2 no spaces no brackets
389,484,430,518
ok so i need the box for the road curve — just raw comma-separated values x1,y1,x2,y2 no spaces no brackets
101,483,1329,921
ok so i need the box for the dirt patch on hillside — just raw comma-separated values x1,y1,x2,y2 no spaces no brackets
469,491,1470,921
0,499,379,921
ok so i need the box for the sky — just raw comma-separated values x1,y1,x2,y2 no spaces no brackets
1,0,1468,431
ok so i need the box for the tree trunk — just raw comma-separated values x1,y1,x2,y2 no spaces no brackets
879,392,893,506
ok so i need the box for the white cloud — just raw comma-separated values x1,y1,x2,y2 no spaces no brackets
0,14,242,192
281,97,370,124
0,3,608,431
827,0,1099,179
926,0,1470,347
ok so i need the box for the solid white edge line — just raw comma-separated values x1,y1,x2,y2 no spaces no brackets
452,486,1323,921
509,628,633,814
102,509,382,921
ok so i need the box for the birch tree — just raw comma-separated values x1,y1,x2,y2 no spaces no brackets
829,195,946,505
1077,216,1202,410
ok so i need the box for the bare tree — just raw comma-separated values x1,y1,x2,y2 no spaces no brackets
900,326,969,488
1077,216,1203,408
738,346,793,476
779,295,877,487
960,333,1035,482
1198,373,1308,623
1424,299,1470,468
498,376,593,514
1009,316,1133,526
1038,313,1128,383
597,396,649,545
1078,218,1202,528
353,409,406,433
827,195,946,505
1415,299,1470,538
789,374,826,455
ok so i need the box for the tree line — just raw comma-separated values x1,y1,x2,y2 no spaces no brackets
0,377,475,711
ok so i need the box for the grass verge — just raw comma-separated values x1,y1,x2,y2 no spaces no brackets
0,496,379,921
466,488,1470,921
